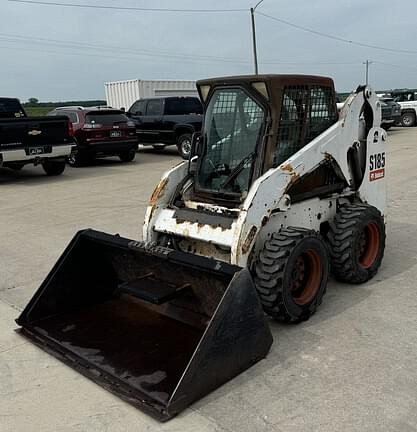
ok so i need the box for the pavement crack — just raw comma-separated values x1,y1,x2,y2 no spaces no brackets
0,342,28,356
0,298,23,312
0,278,41,293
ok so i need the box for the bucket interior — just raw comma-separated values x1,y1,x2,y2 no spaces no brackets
18,231,237,416
33,295,204,406
18,230,273,420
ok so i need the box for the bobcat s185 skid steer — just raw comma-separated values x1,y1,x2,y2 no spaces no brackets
17,75,386,421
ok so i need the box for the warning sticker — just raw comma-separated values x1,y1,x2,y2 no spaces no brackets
370,168,385,182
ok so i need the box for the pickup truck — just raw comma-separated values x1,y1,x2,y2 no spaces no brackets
380,97,401,130
127,96,203,159
337,96,401,130
0,98,74,175
390,89,417,127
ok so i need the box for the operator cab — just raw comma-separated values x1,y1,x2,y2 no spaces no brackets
183,75,339,206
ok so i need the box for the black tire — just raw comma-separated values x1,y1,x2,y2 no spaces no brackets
328,204,385,284
401,112,416,127
177,133,192,160
119,151,136,162
68,151,89,167
254,227,330,323
42,160,66,176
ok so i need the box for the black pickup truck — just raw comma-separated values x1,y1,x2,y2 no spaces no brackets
0,98,74,175
127,96,203,159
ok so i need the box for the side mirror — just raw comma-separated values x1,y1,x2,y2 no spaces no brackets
125,111,132,118
120,107,126,112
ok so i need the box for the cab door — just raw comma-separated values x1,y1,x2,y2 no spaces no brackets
140,99,164,144
129,100,147,142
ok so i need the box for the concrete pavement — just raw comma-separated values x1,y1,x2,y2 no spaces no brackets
1,131,417,432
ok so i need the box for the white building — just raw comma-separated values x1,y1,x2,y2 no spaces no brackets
105,79,198,110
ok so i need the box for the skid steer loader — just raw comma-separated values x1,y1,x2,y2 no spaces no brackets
17,75,386,421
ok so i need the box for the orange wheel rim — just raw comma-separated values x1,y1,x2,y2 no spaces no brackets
291,249,322,306
359,222,380,269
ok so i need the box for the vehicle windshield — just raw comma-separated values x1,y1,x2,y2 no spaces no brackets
85,112,129,125
196,88,265,195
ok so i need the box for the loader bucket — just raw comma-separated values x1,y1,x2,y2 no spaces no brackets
16,229,272,421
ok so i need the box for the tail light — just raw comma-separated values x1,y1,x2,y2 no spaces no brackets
68,121,74,137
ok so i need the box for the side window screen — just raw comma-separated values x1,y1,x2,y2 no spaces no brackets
274,85,308,167
273,85,337,167
308,86,337,142
146,99,162,116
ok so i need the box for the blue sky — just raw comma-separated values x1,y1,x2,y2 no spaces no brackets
1,0,416,101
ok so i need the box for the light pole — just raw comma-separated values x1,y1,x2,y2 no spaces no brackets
363,59,373,86
251,0,264,75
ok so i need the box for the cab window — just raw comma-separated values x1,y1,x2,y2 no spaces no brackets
273,85,337,167
130,100,146,116
146,99,163,116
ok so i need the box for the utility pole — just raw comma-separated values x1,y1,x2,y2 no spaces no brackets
251,0,264,75
363,60,373,86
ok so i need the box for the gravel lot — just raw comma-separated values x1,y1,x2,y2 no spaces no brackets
1,129,417,432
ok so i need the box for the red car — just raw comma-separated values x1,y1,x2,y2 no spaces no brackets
48,107,138,166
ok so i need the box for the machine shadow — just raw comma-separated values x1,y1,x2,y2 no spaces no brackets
191,220,417,414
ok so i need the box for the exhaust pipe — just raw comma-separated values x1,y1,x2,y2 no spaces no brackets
17,229,272,421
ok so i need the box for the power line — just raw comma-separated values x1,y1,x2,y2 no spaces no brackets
373,60,417,72
8,0,248,13
0,35,247,64
256,11,417,55
0,33,362,66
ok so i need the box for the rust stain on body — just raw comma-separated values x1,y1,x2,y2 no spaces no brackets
280,163,294,173
280,163,300,185
148,177,169,221
241,226,257,255
150,178,168,206
288,172,300,184
280,163,300,193
324,152,333,161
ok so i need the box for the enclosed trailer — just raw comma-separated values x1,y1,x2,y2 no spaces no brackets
105,79,198,110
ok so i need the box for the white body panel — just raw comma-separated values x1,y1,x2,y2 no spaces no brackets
105,79,198,110
153,209,236,248
397,101,417,115
1,144,73,163
143,87,386,268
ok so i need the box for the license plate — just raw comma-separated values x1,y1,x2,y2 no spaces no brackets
110,131,122,138
29,147,44,155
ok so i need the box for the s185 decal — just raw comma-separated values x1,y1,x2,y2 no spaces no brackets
369,152,385,181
